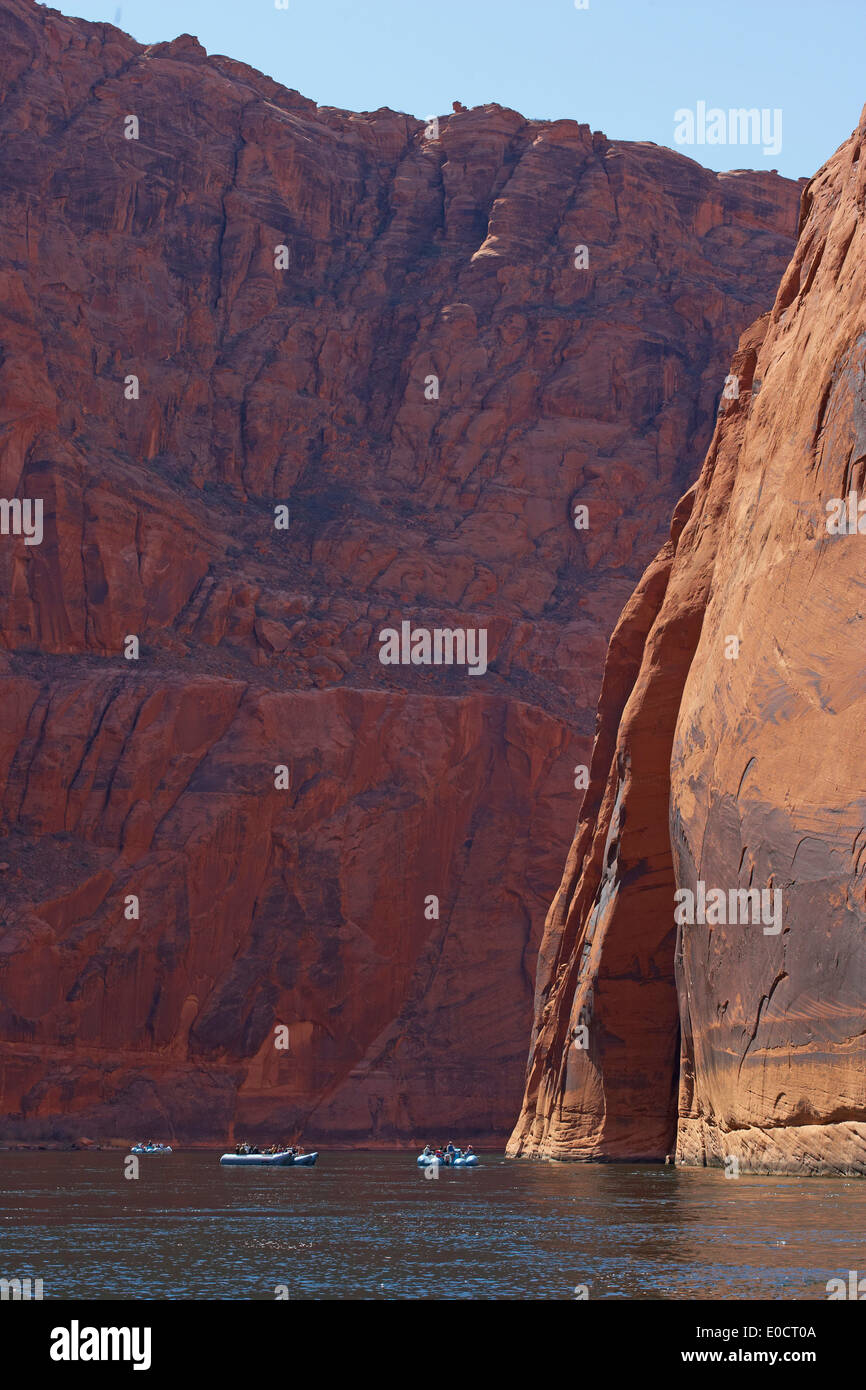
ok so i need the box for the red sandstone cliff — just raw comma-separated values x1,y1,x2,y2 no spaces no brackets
0,0,800,1144
509,108,866,1174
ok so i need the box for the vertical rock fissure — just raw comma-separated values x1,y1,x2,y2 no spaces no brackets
509,328,767,1161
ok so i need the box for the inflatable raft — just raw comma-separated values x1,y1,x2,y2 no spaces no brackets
417,1151,478,1167
131,1143,172,1155
219,1151,318,1167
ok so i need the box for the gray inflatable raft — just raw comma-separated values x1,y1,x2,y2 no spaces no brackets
219,1151,318,1166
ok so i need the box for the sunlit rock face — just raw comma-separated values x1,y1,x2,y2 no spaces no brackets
509,109,866,1174
0,0,800,1143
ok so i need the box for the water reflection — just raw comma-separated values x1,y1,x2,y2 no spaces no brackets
0,1152,861,1300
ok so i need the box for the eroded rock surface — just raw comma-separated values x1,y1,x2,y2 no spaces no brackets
0,0,800,1143
509,109,866,1173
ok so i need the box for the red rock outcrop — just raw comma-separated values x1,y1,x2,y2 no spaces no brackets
509,109,866,1173
0,0,800,1144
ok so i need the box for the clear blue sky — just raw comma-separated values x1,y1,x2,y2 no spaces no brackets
56,0,863,180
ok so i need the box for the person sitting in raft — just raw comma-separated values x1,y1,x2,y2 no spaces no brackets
422,1144,433,1158
465,1144,474,1156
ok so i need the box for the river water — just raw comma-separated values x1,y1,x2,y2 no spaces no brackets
0,1151,861,1301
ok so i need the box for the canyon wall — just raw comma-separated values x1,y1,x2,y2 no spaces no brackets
509,108,866,1174
0,0,800,1143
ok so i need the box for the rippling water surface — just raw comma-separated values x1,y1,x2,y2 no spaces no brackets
0,1152,861,1300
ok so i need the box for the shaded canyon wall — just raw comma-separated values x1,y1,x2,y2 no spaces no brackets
0,0,801,1143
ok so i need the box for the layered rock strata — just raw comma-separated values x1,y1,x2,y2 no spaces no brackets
0,0,800,1142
